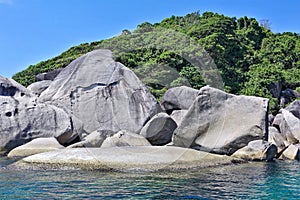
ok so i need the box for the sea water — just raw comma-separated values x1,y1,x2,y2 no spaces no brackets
0,157,299,199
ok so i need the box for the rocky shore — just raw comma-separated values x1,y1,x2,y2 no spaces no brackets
1,49,299,171
10,146,242,171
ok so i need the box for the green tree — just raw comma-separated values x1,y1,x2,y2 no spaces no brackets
11,11,300,109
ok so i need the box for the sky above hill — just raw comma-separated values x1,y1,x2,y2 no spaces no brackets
0,0,299,78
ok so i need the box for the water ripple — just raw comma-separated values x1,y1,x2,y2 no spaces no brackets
0,158,299,199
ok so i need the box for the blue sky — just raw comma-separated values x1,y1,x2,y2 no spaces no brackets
0,0,299,78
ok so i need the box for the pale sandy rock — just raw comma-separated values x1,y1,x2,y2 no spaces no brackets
231,140,277,161
279,144,300,160
7,137,64,158
16,146,243,171
101,130,151,147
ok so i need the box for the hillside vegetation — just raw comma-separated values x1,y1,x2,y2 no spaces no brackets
12,12,300,111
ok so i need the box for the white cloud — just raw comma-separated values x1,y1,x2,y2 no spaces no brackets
0,0,13,5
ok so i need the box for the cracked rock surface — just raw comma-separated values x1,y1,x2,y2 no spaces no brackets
0,76,72,154
172,86,269,155
39,49,160,138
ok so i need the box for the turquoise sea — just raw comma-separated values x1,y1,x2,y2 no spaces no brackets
0,157,299,199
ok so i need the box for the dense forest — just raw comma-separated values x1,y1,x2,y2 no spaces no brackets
12,12,300,112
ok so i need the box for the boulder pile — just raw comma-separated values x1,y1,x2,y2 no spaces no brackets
267,101,300,161
1,49,299,170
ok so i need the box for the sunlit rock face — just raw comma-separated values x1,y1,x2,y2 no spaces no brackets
0,76,72,154
172,86,269,155
39,49,160,138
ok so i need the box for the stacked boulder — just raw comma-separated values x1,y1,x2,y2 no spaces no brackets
268,100,300,161
0,76,72,154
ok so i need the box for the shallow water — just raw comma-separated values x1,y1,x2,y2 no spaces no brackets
0,157,299,199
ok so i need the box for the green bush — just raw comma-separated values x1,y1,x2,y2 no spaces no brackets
12,12,300,112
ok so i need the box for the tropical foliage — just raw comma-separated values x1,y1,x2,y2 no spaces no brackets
12,12,300,111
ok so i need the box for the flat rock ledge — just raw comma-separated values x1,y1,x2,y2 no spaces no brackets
7,138,65,158
12,146,243,171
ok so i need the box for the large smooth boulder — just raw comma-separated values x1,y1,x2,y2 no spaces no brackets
140,113,177,145
279,109,300,144
39,49,160,136
268,114,275,125
0,76,33,98
7,137,64,158
172,86,269,155
279,144,300,160
27,80,52,96
0,76,73,154
231,140,277,161
272,113,283,129
160,86,199,114
101,130,151,147
36,68,63,81
15,146,243,171
268,126,289,153
0,102,73,152
286,100,300,119
67,130,115,148
170,110,188,126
